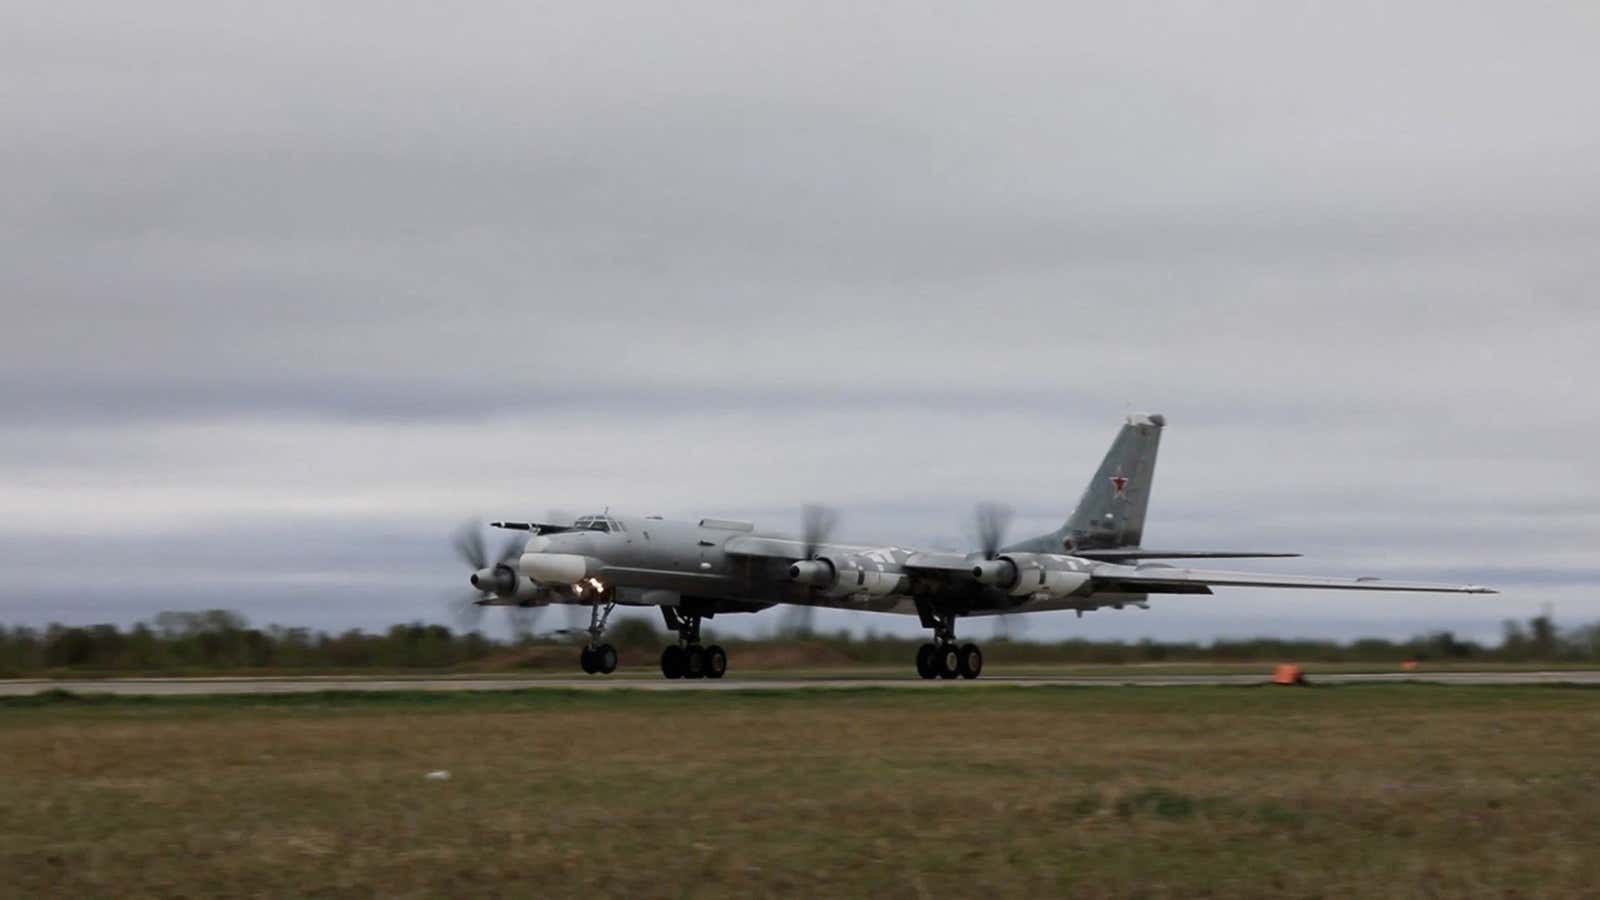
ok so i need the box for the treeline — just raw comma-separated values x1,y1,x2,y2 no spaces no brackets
0,611,501,675
3,610,1600,675
760,614,1600,666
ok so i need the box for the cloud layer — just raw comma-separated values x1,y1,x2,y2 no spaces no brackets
4,2,1596,640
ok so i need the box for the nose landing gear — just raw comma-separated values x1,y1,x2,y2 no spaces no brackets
580,642,617,674
579,597,618,675
659,608,727,680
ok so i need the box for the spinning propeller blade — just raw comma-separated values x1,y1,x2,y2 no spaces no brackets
506,605,541,641
974,502,1013,560
973,503,1025,628
448,521,541,638
452,521,489,570
450,590,488,631
785,504,841,636
495,531,525,565
800,504,838,560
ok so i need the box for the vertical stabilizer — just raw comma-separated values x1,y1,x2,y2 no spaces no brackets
1003,413,1165,555
1062,413,1163,549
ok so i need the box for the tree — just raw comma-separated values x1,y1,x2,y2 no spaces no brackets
1529,613,1557,659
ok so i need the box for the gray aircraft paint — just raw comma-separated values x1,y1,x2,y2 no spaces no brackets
476,415,1492,635
1003,412,1163,555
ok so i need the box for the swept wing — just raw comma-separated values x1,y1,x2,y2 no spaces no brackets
1086,562,1495,594
1074,549,1300,561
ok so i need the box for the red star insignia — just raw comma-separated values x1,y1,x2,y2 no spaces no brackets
1110,474,1129,498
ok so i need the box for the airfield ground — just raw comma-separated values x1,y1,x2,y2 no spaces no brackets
7,667,1600,695
3,685,1598,898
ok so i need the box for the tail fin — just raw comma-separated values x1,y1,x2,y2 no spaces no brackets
1059,413,1164,550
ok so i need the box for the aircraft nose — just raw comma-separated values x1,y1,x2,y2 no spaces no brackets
525,535,551,553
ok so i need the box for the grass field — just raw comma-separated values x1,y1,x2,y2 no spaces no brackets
3,686,1598,898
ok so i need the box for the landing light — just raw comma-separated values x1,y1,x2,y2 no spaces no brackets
588,577,604,591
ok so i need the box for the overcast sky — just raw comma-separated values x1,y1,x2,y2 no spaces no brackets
3,2,1596,642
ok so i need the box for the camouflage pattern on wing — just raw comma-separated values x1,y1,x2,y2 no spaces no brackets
1086,562,1495,594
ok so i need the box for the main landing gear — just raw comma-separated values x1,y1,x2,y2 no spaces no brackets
659,608,727,680
579,598,619,675
914,607,982,680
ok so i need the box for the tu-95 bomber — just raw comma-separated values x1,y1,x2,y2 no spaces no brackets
453,414,1494,680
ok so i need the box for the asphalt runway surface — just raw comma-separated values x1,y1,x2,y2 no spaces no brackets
5,670,1600,696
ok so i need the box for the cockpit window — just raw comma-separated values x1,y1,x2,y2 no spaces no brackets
571,515,620,533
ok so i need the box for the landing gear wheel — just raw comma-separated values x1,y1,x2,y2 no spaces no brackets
683,644,707,679
661,644,686,679
704,645,728,679
595,643,618,675
935,643,961,680
659,609,709,681
580,646,597,674
915,643,938,680
957,642,983,680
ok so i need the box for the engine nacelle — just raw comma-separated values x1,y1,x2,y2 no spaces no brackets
471,565,515,596
789,559,834,585
792,554,909,597
831,554,909,597
471,564,545,602
519,553,603,585
972,558,1018,587
976,553,1091,599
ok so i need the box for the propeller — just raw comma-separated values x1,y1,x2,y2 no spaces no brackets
505,605,538,642
972,503,1025,629
778,604,817,638
449,521,544,637
992,605,1029,640
782,504,839,637
974,502,1013,560
451,520,526,570
801,504,838,560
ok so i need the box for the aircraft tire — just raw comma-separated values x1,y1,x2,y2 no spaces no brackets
579,647,597,675
915,643,938,679
661,645,686,679
704,644,728,679
596,643,618,675
683,644,707,679
958,642,983,680
935,643,960,680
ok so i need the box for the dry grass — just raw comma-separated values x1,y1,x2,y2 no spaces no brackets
2,686,1598,898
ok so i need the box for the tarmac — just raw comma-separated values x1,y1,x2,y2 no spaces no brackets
5,670,1600,696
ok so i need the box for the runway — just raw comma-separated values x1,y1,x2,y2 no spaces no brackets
5,670,1600,696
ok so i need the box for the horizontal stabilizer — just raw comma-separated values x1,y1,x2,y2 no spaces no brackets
1077,549,1302,561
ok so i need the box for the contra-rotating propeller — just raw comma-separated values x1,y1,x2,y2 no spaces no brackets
802,504,838,561
974,502,1013,561
449,521,540,638
779,504,838,637
972,502,1027,637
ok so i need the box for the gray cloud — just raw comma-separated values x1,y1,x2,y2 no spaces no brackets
2,1,1596,640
